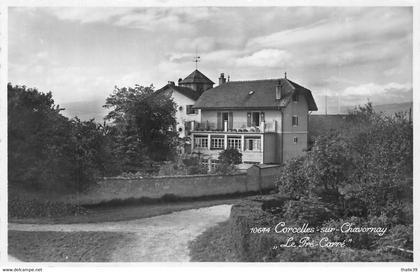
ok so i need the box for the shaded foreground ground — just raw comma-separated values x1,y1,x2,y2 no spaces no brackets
9,205,232,262
188,220,238,261
10,197,241,224
9,231,135,262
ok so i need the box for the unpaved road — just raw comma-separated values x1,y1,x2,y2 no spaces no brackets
8,204,232,262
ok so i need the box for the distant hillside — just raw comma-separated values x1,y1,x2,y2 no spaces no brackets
372,102,412,117
61,100,109,121
309,102,412,138
335,102,413,116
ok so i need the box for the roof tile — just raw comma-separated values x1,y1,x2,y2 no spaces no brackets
179,69,215,85
194,78,318,111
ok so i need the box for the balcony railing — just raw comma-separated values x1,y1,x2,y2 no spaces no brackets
186,120,277,134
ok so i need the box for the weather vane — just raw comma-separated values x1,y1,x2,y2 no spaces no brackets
193,47,200,70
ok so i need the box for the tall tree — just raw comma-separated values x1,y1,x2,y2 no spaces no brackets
8,83,75,189
103,85,177,170
8,83,115,191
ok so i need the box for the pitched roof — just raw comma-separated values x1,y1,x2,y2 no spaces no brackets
193,78,318,111
179,69,215,85
154,84,201,101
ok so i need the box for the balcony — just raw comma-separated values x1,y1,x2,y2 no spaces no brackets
186,120,277,134
189,124,277,164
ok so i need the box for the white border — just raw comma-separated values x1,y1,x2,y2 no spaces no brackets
1,0,418,271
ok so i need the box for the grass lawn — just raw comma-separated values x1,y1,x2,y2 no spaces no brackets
188,220,238,262
10,197,241,224
8,230,135,262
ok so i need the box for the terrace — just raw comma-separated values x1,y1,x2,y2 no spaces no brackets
188,120,278,164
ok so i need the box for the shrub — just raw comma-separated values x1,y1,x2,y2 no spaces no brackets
228,199,412,262
375,224,413,251
283,198,336,226
218,148,242,165
276,157,308,199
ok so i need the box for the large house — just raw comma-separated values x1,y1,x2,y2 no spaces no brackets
190,73,318,169
154,69,214,138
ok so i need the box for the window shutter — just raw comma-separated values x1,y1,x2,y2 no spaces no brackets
247,112,251,127
260,112,265,122
217,112,222,129
228,112,233,129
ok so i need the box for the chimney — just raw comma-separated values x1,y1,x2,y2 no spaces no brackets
168,81,175,85
219,73,226,85
178,78,182,85
276,80,282,100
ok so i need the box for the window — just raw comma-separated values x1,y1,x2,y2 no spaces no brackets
211,136,224,150
186,105,197,115
244,161,259,165
244,137,261,151
293,137,298,144
292,92,299,102
228,137,241,149
217,112,233,130
201,158,209,169
194,136,208,148
247,112,265,127
292,116,299,126
210,159,220,170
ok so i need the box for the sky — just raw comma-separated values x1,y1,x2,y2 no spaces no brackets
8,6,413,118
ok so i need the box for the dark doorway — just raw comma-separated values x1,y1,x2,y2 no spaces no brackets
252,112,260,126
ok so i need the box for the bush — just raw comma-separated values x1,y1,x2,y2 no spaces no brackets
218,148,242,165
228,199,412,262
283,198,336,226
276,157,308,199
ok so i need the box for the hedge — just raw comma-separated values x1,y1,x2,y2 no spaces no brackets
228,196,412,262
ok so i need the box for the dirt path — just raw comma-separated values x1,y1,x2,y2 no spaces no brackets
8,204,232,262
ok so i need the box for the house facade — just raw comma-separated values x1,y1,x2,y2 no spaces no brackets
154,69,214,138
190,74,317,169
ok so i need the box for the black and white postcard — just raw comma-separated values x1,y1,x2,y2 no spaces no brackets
1,1,418,272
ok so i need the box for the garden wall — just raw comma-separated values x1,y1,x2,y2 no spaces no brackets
71,166,280,205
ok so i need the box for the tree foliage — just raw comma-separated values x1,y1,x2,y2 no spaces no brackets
218,147,242,165
8,83,114,191
103,85,178,169
277,103,412,220
214,148,242,174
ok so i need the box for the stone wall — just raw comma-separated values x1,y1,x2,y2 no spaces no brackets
72,169,278,205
